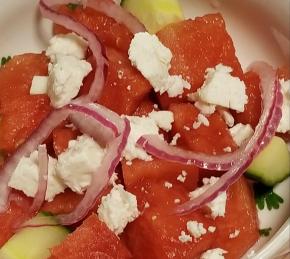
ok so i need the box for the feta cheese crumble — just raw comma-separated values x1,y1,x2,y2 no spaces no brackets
47,55,92,108
178,231,192,243
30,76,49,95
229,123,254,146
200,248,227,259
277,79,290,133
219,109,235,127
170,133,181,146
46,33,88,62
189,177,227,219
97,184,139,235
186,220,207,239
229,229,240,239
194,101,216,115
197,64,248,112
177,170,187,183
56,135,106,194
124,112,173,161
208,226,216,233
9,149,65,202
164,181,173,189
128,32,190,97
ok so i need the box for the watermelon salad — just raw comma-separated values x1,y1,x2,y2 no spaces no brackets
0,0,289,258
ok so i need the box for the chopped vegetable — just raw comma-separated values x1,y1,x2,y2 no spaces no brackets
259,227,272,237
1,56,11,66
254,183,284,210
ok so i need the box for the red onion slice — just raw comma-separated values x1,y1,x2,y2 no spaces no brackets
56,118,130,225
43,0,145,34
40,0,107,103
137,135,240,171
0,103,125,213
0,109,69,213
29,145,49,215
176,62,283,214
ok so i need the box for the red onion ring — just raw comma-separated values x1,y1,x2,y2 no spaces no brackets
40,0,107,103
0,103,125,213
175,62,283,214
29,145,49,215
56,118,130,225
42,0,145,34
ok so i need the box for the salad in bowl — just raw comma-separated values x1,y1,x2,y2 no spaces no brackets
0,0,289,258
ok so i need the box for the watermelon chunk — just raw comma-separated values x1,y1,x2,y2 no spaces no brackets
54,5,133,53
0,54,51,154
122,158,199,191
169,103,237,155
125,180,216,258
215,177,259,258
49,214,131,259
233,71,261,128
156,14,244,109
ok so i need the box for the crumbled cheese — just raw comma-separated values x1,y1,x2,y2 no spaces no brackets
164,181,173,189
197,64,248,112
149,110,174,132
109,172,118,186
194,101,216,115
127,85,131,91
184,126,190,131
46,33,88,62
177,170,187,183
124,111,173,162
219,109,235,127
229,123,254,146
152,215,157,221
229,229,240,239
178,231,192,243
144,202,150,208
174,198,181,204
192,113,210,129
56,135,106,194
128,32,190,97
170,133,181,146
186,220,207,239
223,146,232,153
8,149,65,202
189,177,227,219
97,184,139,235
200,248,227,259
277,79,290,133
123,116,159,161
208,226,216,233
30,76,48,95
47,55,92,108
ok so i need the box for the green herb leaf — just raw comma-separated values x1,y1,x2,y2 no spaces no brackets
66,3,79,11
254,183,284,211
1,56,11,66
259,227,272,237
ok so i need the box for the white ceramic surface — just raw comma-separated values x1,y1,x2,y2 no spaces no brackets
0,0,289,258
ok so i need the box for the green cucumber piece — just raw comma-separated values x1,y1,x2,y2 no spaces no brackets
0,213,69,259
246,136,290,186
122,0,184,33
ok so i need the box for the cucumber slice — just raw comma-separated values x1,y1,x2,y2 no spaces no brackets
122,0,184,33
246,136,290,186
0,213,69,259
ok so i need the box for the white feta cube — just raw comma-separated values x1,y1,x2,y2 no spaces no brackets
46,33,88,62
30,76,48,95
149,110,174,132
48,55,92,108
186,220,207,239
8,150,65,202
178,231,192,243
201,248,227,259
229,123,254,146
128,32,190,97
56,134,106,194
197,64,248,112
97,184,139,235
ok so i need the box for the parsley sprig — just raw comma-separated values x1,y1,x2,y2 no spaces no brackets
66,3,79,11
1,56,11,66
254,183,284,210
259,227,272,237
